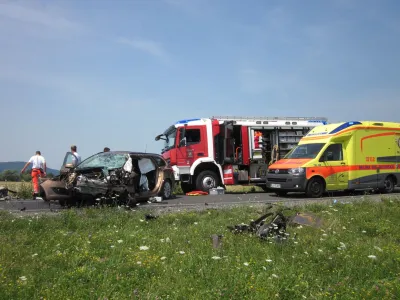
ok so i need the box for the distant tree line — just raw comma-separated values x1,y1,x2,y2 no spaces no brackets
0,170,54,182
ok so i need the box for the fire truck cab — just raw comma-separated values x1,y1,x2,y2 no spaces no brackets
155,116,328,194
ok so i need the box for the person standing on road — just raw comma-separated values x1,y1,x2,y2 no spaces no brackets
20,150,46,199
70,145,81,166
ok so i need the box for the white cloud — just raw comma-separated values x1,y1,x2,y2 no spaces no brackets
0,1,81,31
117,37,170,63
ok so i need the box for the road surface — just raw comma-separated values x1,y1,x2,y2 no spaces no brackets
1,189,400,213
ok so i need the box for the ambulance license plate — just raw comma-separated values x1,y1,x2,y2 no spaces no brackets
270,183,281,188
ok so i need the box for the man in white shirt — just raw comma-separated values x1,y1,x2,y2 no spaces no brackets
21,150,47,199
70,145,81,166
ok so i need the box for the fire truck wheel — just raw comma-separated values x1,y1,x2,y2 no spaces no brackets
305,177,325,198
196,170,219,192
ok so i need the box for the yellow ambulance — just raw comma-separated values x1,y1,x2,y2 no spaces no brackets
266,121,400,197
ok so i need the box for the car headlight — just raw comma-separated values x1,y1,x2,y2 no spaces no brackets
288,167,305,175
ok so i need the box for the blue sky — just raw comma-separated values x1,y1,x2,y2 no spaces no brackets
0,0,399,169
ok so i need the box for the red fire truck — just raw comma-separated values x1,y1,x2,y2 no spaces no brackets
155,116,328,193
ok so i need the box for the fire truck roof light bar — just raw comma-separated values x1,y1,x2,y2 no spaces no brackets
211,116,328,121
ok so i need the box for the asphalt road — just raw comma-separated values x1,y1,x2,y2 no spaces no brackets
1,189,400,212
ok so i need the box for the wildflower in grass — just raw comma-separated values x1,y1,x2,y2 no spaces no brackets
111,245,115,248
139,246,149,251
19,276,27,281
32,253,38,257
266,259,272,263
374,246,383,252
179,251,185,254
160,239,165,242
117,240,123,243
368,255,377,259
342,226,346,230
212,256,221,260
137,261,142,265
271,274,278,278
262,266,267,270
194,222,198,225
318,249,323,252
160,256,167,260
362,230,367,233
243,262,249,266
166,237,171,242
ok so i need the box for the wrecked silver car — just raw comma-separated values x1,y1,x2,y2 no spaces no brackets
40,151,175,207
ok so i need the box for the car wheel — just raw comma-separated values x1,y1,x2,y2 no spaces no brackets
161,180,172,200
381,176,395,193
306,177,325,198
195,170,219,192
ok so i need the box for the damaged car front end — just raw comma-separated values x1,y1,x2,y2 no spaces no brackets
40,151,175,207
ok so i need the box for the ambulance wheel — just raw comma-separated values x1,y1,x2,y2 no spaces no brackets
306,177,325,198
196,170,219,192
380,176,395,193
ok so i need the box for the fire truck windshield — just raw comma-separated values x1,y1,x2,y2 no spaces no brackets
284,143,325,159
162,127,177,152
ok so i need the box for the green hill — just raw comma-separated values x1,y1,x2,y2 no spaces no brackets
0,162,60,175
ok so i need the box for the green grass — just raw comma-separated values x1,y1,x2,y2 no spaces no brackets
1,198,400,299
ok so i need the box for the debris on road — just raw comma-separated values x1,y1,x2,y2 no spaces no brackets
186,191,209,196
211,234,223,248
0,186,18,201
227,204,322,241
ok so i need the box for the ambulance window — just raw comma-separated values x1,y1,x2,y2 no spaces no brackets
185,129,201,144
323,144,343,161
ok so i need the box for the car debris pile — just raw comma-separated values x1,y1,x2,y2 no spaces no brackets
0,186,18,201
227,204,322,241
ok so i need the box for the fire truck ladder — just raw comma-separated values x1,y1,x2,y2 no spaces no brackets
211,116,328,126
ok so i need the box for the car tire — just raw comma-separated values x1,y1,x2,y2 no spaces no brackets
306,177,325,198
195,170,219,192
380,175,395,193
161,180,172,200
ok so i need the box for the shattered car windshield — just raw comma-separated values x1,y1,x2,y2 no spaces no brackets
284,143,325,159
76,153,129,170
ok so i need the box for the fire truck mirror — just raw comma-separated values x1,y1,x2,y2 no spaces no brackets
179,138,187,147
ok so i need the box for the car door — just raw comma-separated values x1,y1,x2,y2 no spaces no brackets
135,155,163,198
320,143,349,191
